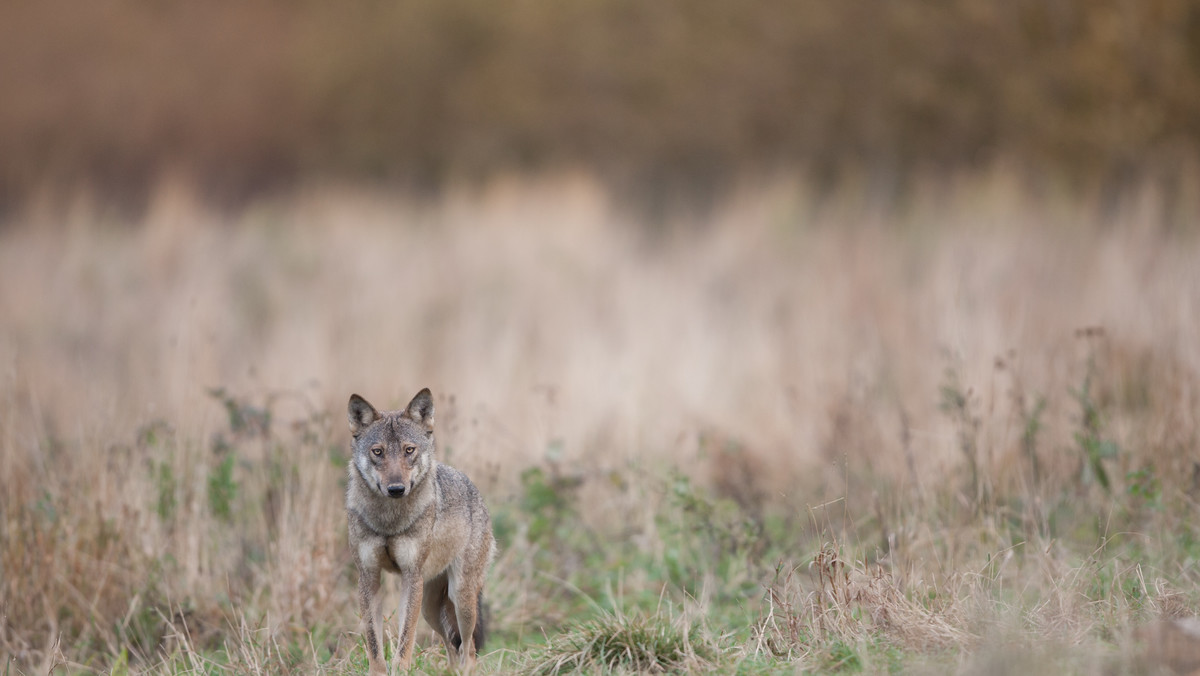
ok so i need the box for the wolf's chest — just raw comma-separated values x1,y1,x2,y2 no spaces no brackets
383,536,422,573
368,530,458,580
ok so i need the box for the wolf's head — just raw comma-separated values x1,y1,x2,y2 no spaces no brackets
347,388,436,499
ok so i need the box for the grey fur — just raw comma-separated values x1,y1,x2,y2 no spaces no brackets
346,388,495,674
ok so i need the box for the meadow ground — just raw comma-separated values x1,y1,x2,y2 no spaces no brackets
2,174,1200,674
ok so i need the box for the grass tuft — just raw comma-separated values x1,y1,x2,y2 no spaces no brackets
525,607,722,675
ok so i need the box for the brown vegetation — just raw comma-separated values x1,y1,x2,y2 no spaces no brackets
2,1,1200,210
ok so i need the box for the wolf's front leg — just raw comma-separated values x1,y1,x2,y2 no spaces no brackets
393,572,425,671
357,564,386,676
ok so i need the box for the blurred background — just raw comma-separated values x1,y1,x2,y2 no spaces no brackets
2,0,1199,214
3,2,1200,674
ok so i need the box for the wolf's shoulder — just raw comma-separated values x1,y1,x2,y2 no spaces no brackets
434,462,485,502
435,462,475,487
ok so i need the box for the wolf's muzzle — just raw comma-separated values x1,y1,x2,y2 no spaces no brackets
386,483,407,498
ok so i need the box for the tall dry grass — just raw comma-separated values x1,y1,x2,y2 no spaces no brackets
2,174,1199,672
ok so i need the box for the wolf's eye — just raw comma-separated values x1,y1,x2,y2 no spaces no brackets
404,445,415,455
371,446,383,456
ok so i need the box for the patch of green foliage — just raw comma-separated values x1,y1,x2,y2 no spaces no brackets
207,453,238,523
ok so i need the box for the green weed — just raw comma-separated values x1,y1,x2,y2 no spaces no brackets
1070,353,1120,492
207,452,238,523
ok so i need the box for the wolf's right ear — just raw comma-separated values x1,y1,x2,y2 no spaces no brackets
348,394,379,437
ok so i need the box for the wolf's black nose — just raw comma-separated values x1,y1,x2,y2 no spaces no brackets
387,484,406,497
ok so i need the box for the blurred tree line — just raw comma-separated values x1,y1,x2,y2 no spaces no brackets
2,0,1198,210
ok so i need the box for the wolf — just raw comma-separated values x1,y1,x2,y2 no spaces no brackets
345,388,494,674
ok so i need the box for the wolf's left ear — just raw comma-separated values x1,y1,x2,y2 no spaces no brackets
405,388,435,430
348,394,379,437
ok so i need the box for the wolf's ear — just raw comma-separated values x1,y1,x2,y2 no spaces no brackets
404,388,435,430
348,394,379,437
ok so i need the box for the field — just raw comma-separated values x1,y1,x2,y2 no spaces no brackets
2,175,1200,674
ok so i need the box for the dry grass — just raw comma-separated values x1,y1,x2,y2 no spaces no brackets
524,604,722,675
2,173,1200,673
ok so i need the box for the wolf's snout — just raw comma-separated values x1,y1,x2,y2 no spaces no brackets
386,483,407,498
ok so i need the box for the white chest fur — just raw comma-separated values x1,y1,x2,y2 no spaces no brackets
387,537,422,573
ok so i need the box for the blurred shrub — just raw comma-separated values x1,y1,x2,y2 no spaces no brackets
1,0,1198,209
